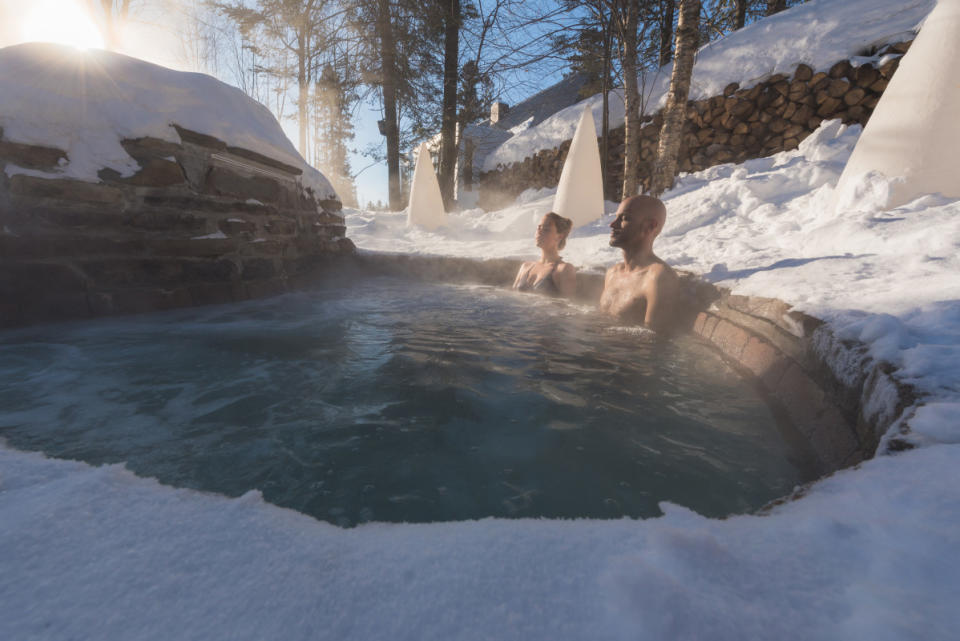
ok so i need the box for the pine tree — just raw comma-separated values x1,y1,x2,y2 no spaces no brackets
352,0,443,210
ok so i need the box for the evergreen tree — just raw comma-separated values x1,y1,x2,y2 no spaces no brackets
351,0,443,210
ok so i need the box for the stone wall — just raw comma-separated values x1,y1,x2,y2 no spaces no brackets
0,125,354,328
477,41,911,210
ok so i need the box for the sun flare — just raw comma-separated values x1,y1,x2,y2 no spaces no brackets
21,0,105,51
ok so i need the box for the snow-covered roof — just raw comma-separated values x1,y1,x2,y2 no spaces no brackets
0,43,337,202
464,72,591,173
483,0,935,171
486,72,592,132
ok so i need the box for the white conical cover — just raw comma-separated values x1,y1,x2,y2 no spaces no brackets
553,106,604,228
835,0,960,210
407,142,446,230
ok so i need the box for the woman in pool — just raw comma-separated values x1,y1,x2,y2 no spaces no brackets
512,212,577,298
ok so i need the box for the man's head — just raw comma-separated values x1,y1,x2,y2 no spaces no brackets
609,195,666,250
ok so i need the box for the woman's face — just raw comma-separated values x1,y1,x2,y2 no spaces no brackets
535,215,561,250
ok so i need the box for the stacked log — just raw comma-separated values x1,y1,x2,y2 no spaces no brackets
477,41,910,209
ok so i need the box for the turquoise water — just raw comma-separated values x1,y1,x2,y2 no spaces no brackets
0,276,810,525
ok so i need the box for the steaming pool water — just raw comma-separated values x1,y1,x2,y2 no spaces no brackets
0,276,813,525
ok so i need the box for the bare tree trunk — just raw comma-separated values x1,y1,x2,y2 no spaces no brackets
463,138,474,191
377,0,401,210
601,18,611,200
735,0,747,29
650,0,700,197
766,0,787,16
297,39,309,157
620,1,641,200
439,0,460,210
658,0,675,67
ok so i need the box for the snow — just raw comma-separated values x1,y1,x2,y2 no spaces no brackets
0,43,337,201
3,1,960,638
835,0,960,209
484,0,935,171
2,437,959,640
191,231,227,240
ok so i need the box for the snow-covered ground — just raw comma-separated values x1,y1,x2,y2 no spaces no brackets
3,116,959,640
484,0,935,170
3,0,960,637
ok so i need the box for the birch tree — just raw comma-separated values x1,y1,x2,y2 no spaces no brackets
649,0,699,196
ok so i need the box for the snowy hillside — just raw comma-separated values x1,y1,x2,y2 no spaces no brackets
483,0,935,171
0,43,337,201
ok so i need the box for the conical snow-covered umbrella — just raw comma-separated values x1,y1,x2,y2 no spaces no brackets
835,0,960,210
553,105,604,228
407,142,446,230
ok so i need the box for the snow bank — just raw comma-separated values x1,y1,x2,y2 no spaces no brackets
0,43,337,201
484,0,935,170
3,431,958,640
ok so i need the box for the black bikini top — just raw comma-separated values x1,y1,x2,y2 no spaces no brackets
517,261,561,296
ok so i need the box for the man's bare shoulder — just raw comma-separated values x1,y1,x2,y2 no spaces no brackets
647,260,678,281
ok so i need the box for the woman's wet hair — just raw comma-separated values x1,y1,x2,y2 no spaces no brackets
543,212,573,249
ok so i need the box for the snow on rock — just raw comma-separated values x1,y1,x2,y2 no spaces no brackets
0,42,337,201
484,0,935,171
835,0,960,210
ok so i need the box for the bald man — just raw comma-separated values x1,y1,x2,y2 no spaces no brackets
599,195,679,332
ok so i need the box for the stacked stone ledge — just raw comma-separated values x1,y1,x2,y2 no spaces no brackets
477,41,910,210
0,124,354,327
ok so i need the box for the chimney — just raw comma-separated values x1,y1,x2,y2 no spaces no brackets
490,101,510,124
